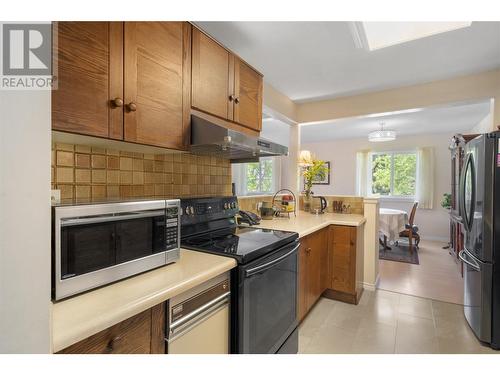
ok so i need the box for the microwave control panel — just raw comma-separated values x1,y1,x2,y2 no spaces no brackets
166,203,180,250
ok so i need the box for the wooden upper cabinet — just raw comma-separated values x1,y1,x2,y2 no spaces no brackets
53,21,190,150
191,27,232,120
124,22,191,150
233,58,263,131
191,26,263,133
52,22,123,139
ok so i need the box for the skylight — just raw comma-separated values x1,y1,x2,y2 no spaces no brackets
353,22,472,51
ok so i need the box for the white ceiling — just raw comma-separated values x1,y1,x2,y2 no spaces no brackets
195,22,500,102
300,100,491,143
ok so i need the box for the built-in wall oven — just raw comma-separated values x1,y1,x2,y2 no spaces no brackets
52,199,180,300
166,272,231,354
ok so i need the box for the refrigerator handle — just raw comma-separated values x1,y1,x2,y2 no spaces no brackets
459,152,475,232
458,153,468,224
459,249,480,272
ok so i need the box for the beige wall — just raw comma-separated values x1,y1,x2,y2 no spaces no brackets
263,83,300,194
263,83,298,123
363,198,380,290
0,88,51,353
297,68,500,127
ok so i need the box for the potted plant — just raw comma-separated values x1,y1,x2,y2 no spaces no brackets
301,158,329,212
441,193,452,210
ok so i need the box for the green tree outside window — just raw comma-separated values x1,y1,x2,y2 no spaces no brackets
371,152,417,197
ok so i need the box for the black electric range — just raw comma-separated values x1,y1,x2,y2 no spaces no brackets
182,226,298,264
180,196,299,354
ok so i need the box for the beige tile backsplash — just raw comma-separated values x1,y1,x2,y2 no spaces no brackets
238,195,364,215
51,142,232,201
298,195,364,214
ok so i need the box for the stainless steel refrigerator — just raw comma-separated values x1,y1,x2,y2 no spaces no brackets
459,132,500,349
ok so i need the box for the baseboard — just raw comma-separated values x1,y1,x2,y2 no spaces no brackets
421,236,449,242
323,288,361,305
362,274,380,291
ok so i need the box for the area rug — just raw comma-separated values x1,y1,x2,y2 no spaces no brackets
379,242,419,265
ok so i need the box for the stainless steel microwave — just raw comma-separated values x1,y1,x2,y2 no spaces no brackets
52,199,180,300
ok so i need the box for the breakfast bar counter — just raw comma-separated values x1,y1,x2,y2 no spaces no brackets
254,211,366,237
51,249,236,353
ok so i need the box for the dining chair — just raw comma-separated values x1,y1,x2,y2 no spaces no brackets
397,202,420,254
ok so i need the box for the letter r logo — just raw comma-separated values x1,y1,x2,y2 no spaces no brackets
2,23,52,76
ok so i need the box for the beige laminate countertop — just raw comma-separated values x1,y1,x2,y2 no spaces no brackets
51,249,236,353
254,211,366,237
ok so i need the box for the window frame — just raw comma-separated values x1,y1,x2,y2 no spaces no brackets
368,150,418,200
232,157,280,196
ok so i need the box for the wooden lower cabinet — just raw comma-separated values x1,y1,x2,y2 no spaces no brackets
326,225,364,305
58,303,165,354
298,227,329,322
298,224,364,321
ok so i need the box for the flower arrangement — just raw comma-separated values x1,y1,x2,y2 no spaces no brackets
299,152,329,211
302,159,329,197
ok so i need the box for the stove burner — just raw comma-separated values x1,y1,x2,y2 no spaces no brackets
183,230,240,254
181,221,298,264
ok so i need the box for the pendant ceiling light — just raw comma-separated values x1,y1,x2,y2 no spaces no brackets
368,122,396,142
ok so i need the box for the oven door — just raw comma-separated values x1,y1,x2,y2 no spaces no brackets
236,240,299,354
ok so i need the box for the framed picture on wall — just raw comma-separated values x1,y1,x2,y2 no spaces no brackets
311,161,331,185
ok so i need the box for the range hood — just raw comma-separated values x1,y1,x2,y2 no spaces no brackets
190,115,288,163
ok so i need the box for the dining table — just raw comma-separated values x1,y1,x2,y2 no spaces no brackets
379,208,408,250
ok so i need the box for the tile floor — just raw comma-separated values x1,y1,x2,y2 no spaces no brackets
298,290,498,354
379,240,464,304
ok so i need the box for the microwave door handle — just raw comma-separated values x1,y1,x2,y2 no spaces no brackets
61,210,165,226
245,243,300,277
459,250,480,271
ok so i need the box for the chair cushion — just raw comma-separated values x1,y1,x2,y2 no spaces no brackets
405,224,419,234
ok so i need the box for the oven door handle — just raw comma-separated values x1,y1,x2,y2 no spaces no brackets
167,291,230,341
245,242,300,277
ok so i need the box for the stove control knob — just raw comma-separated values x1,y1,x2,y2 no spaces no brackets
231,202,237,209
224,203,229,210
186,206,194,215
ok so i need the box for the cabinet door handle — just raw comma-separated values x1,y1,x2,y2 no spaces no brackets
106,335,122,353
234,97,240,104
229,94,236,102
306,247,311,254
110,97,123,108
126,102,137,112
